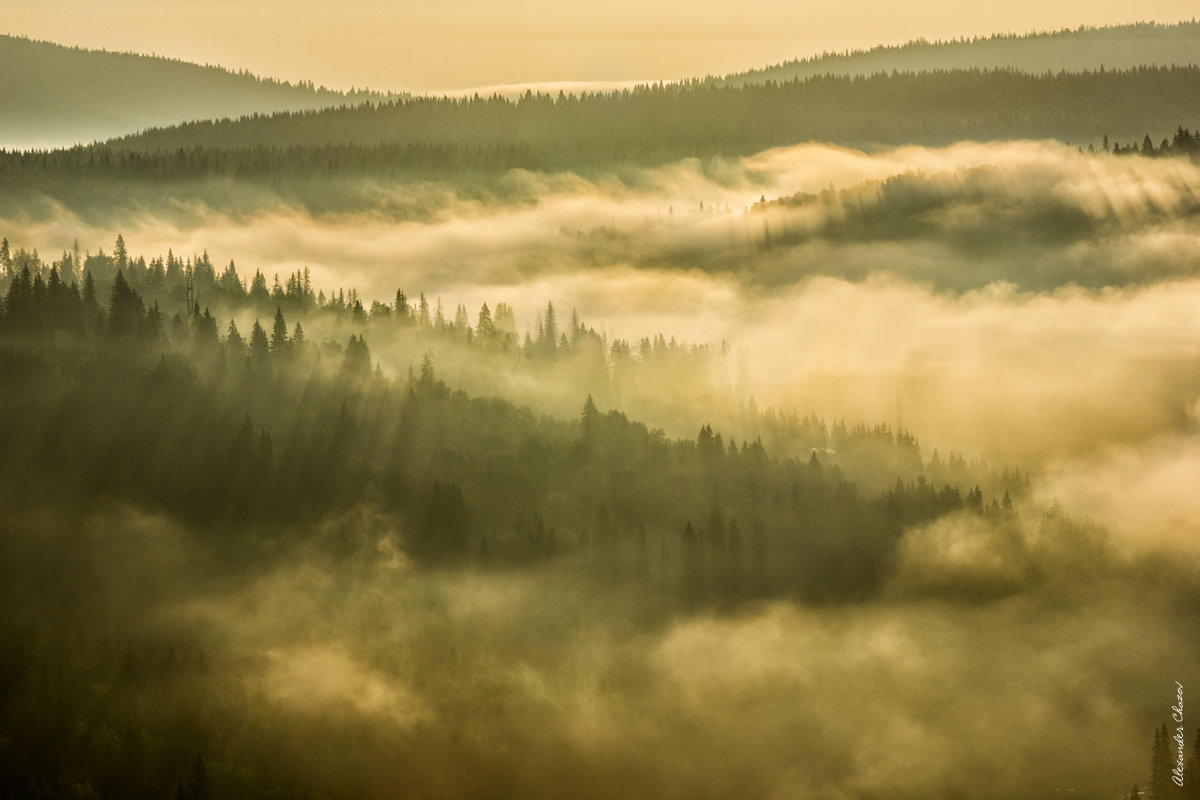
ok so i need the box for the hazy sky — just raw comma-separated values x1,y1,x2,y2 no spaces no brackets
5,0,1197,91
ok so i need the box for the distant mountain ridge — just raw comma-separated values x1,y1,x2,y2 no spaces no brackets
0,34,401,150
711,21,1200,86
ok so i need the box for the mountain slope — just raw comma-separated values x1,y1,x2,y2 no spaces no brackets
713,21,1200,86
0,34,398,150
95,67,1200,159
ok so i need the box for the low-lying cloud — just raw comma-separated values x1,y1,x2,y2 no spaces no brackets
23,502,1188,800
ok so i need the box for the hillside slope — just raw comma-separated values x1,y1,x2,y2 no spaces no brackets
0,34,397,150
96,67,1200,159
713,21,1200,86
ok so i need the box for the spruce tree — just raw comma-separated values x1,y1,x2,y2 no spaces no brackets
249,319,270,365
225,319,245,355
476,302,495,337
81,270,102,334
114,234,128,271
581,394,600,444
291,321,306,356
270,306,289,356
1153,723,1173,799
107,271,144,338
1183,727,1200,800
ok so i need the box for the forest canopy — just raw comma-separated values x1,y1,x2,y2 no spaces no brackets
93,66,1200,160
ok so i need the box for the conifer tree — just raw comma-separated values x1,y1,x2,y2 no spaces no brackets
579,394,600,451
344,334,371,374
225,319,245,354
1153,723,1174,799
1183,727,1200,800
81,270,102,333
107,271,144,338
292,321,306,354
541,301,558,353
418,293,431,327
114,234,128,271
249,269,270,305
419,351,436,384
249,319,270,364
477,302,495,337
3,265,32,330
270,306,289,356
145,301,165,342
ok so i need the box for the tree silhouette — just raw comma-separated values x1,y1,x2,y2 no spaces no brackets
1153,723,1176,799
225,319,246,358
476,302,495,338
249,318,270,365
270,306,290,356
114,234,128,271
1183,727,1200,800
107,270,144,338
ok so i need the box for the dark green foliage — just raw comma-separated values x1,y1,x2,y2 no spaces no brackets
2,68,1198,200
107,270,144,338
270,305,290,356
249,318,269,365
0,238,1028,594
105,66,1200,157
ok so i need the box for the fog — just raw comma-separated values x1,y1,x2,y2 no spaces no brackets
13,140,1200,295
3,138,1198,798
6,141,1200,456
4,497,1195,799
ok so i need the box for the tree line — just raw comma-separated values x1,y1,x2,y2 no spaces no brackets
1,233,1034,600
3,67,1199,182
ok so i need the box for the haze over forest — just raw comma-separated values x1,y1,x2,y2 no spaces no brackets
0,35,400,151
2,12,1199,800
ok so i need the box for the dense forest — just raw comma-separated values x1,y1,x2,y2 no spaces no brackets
79,67,1200,160
3,68,1198,232
0,34,398,150
714,21,1200,86
0,235,1058,798
3,231,1198,799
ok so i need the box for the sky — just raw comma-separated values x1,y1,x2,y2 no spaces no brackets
4,0,1198,92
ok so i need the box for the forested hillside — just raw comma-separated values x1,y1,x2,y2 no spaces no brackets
4,225,1196,799
0,235,1054,798
714,21,1200,86
0,34,397,150
74,67,1200,164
